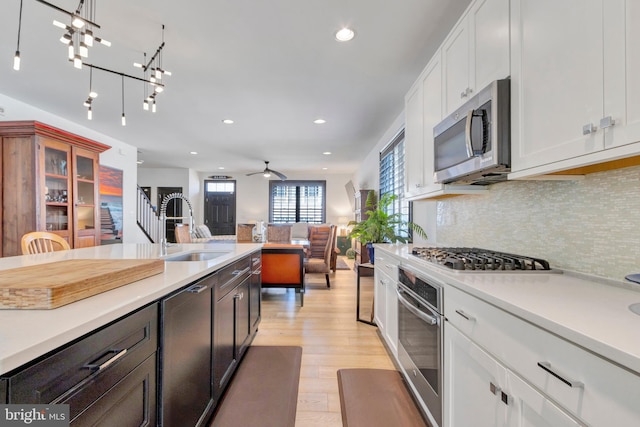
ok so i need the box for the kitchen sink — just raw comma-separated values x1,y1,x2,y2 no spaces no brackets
164,251,228,262
630,303,640,316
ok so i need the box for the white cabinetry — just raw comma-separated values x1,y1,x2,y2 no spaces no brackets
442,0,510,115
373,250,399,356
444,284,640,427
510,0,640,178
445,324,582,427
403,0,508,201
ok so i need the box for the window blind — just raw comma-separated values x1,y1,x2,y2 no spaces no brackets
269,180,326,223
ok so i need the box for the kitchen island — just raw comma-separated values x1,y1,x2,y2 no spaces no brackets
0,242,261,426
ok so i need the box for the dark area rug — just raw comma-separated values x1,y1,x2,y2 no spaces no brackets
335,257,351,270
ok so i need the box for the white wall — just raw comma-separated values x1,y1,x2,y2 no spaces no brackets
0,92,146,243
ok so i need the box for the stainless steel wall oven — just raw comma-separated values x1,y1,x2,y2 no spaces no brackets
397,265,444,427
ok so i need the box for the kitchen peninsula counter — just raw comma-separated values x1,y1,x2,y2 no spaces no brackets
376,244,640,375
0,242,261,375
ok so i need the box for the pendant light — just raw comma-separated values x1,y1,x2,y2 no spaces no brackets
13,0,24,70
121,75,126,126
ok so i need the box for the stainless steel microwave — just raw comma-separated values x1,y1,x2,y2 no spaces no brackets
433,79,510,185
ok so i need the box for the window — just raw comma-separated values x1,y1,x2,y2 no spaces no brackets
269,180,326,223
206,181,235,193
379,129,411,239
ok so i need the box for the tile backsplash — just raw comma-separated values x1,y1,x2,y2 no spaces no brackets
435,165,640,281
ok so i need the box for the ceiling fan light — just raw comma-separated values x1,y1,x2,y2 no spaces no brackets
263,172,271,178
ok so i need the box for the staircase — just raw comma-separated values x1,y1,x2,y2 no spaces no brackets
137,186,161,243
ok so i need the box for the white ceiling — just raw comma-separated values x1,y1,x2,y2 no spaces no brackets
0,0,471,176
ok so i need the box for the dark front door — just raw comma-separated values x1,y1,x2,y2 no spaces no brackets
204,181,236,236
157,187,183,243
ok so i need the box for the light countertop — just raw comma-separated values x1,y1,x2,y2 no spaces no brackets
375,244,640,375
0,242,261,376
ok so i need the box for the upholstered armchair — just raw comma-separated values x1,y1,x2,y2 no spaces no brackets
261,244,306,306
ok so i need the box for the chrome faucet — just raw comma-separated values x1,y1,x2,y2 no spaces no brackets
159,192,194,255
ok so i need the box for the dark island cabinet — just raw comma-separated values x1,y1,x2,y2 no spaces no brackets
213,255,253,401
2,303,158,426
249,251,262,336
160,273,216,427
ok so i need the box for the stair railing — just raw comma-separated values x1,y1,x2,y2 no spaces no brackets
137,186,160,243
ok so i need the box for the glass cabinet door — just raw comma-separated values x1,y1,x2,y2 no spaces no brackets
44,146,71,233
75,154,96,232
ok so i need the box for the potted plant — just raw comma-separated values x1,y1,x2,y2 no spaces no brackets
348,190,427,264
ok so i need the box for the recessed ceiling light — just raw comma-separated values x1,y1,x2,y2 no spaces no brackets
323,151,332,155
314,118,326,124
222,119,234,124
190,151,198,155
322,167,328,170
335,27,355,42
136,160,144,165
218,166,225,170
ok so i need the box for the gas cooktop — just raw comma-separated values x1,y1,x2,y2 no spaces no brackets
411,247,552,272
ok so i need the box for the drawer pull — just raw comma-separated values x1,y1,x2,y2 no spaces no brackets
455,309,476,322
187,284,207,294
537,362,584,388
85,348,128,372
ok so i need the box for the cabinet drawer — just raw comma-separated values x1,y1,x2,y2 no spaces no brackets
216,256,251,300
7,303,158,408
374,253,398,279
445,285,640,427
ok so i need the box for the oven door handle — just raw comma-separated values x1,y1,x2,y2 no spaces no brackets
396,287,439,326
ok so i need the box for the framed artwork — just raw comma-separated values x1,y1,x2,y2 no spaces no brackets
99,165,123,245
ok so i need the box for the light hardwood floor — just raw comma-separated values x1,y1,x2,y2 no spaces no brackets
252,258,395,427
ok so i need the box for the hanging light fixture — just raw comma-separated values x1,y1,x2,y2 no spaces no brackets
121,75,126,126
134,25,171,114
13,0,24,70
84,67,97,120
36,0,110,67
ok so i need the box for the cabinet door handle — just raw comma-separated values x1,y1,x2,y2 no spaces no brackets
537,362,584,388
489,382,501,395
501,391,510,405
187,284,207,294
455,309,476,322
600,116,616,129
582,123,597,135
84,348,128,372
234,292,244,300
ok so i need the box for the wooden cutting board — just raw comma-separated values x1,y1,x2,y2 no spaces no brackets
0,259,165,309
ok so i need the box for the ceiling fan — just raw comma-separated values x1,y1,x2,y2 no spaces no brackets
246,161,287,180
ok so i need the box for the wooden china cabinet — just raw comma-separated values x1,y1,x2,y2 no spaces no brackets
0,121,110,257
